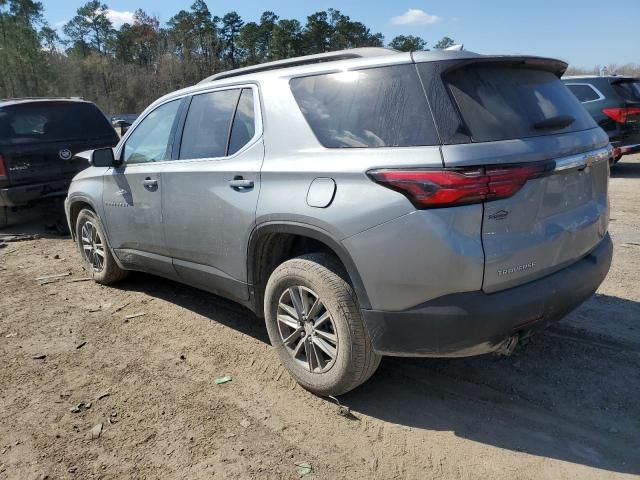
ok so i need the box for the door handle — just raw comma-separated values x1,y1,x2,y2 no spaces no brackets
142,178,158,190
228,177,254,190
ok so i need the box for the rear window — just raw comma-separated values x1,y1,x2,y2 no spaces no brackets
612,80,640,102
290,65,438,148
566,83,602,103
0,102,115,144
444,66,596,142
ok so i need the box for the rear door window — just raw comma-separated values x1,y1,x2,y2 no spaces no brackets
612,80,640,102
179,89,240,160
566,84,602,103
444,66,596,142
290,65,438,148
0,102,115,145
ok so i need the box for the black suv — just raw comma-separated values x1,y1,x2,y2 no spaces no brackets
563,76,640,162
0,98,118,227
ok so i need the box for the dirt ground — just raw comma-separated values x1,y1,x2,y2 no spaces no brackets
1,156,639,480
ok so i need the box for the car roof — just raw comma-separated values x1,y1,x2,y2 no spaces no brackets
138,48,567,121
197,48,506,85
197,48,567,84
158,47,562,99
0,97,91,108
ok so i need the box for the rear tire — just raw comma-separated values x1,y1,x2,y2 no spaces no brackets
264,253,381,396
75,209,127,284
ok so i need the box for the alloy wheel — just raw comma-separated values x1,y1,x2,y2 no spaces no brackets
80,220,105,273
277,286,338,373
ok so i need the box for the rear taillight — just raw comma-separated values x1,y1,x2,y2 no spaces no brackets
0,155,6,179
612,147,622,160
368,163,550,208
602,107,640,124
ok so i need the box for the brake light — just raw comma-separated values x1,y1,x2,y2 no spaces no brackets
602,107,640,124
612,147,622,160
0,155,6,179
368,163,549,208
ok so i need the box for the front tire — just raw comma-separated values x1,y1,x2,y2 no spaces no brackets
264,253,380,396
75,209,127,284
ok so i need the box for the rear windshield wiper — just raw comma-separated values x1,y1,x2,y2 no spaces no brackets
533,115,575,131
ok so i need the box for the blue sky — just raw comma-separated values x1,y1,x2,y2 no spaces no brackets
41,0,639,68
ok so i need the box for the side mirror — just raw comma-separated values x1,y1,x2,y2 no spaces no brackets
91,147,118,167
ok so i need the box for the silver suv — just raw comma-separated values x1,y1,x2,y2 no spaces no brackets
65,48,613,395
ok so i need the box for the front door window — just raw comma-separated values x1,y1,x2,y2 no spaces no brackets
123,99,181,164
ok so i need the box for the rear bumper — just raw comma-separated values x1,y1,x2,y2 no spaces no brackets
361,233,613,357
0,180,70,207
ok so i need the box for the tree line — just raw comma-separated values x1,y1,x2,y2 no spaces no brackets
0,0,457,114
4,0,636,116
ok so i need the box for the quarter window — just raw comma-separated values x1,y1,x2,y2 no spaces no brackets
566,84,602,103
123,99,181,164
290,65,439,148
228,89,256,155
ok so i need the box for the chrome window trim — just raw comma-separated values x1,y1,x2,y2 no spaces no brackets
565,82,606,104
113,96,183,166
175,84,263,163
114,83,262,166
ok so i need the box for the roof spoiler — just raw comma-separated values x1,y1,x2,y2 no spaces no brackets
441,56,568,78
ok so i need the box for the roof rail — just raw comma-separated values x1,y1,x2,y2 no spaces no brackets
0,96,85,102
198,47,399,84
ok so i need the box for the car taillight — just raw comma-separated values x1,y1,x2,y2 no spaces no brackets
368,163,550,208
0,155,6,179
612,147,622,160
602,107,640,124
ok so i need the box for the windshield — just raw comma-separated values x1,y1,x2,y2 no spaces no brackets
0,102,116,144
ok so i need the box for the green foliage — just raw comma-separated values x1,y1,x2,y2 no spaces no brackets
388,35,427,52
39,22,58,52
9,0,43,26
271,19,302,60
329,9,383,50
256,11,278,61
0,0,48,97
0,1,460,115
63,1,113,56
434,36,455,50
238,21,260,65
220,11,243,68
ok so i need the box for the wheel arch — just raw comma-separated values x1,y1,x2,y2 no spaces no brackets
247,222,371,316
67,195,99,241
